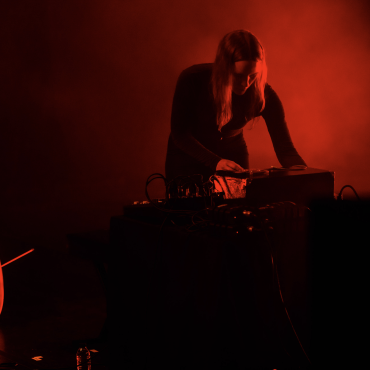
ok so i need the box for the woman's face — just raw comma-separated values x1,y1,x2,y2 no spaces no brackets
231,60,263,95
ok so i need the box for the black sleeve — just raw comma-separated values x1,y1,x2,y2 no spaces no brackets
170,69,222,170
261,84,307,167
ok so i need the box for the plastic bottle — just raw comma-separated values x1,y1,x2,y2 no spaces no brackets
76,344,91,370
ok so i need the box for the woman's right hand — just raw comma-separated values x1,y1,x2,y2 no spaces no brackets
216,159,246,172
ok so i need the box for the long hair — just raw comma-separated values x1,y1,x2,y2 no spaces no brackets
211,30,267,130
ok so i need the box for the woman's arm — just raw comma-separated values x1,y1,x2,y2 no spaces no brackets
262,84,307,168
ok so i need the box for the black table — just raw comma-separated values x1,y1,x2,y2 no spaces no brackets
107,212,312,369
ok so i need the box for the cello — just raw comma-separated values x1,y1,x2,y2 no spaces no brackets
0,249,34,315
0,260,3,315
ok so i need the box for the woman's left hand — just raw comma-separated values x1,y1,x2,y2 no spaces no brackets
216,159,246,172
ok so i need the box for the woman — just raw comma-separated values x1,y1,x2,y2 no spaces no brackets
165,29,306,182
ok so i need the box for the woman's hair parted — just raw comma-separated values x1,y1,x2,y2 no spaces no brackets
211,30,267,130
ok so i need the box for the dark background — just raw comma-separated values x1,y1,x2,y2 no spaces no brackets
1,0,370,249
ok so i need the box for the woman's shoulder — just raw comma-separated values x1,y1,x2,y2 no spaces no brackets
178,63,213,83
180,63,213,75
263,83,283,104
261,82,285,117
264,82,277,96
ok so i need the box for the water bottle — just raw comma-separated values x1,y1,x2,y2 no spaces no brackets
76,344,91,370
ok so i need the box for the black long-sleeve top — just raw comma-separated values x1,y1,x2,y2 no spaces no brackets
165,63,306,181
